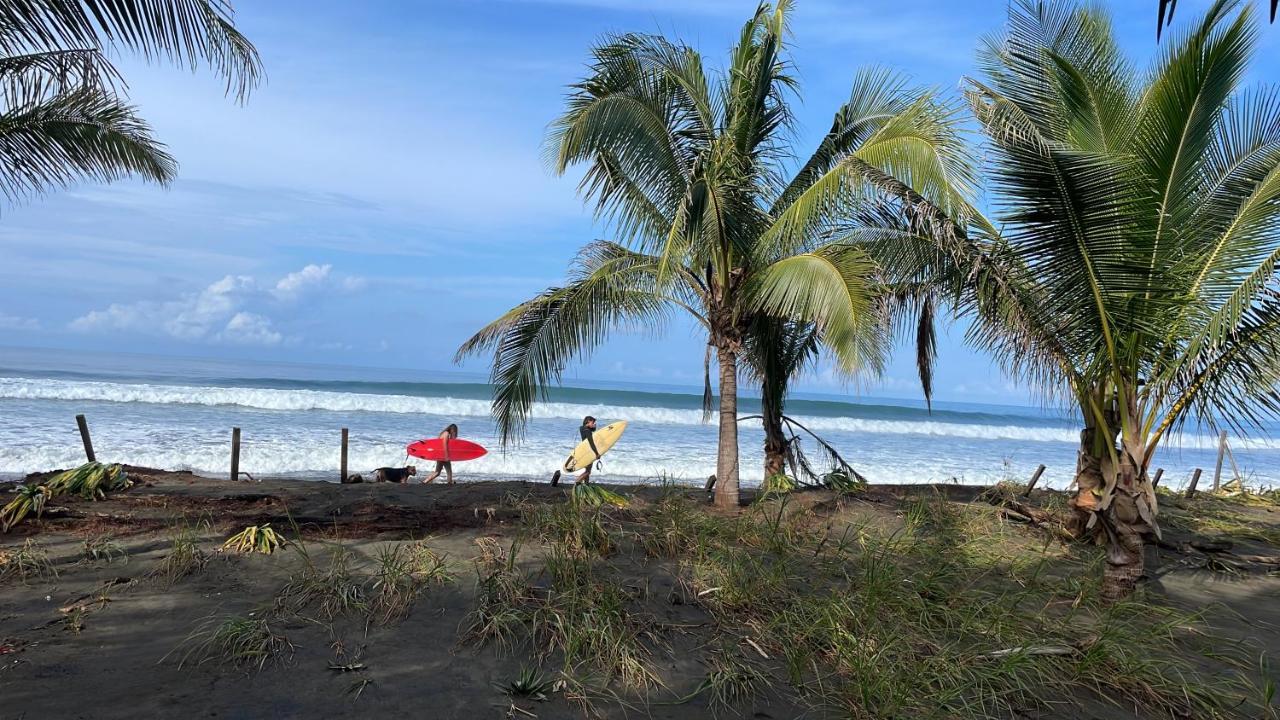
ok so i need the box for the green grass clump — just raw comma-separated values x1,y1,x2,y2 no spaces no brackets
369,544,418,622
639,491,735,559
677,648,772,716
822,469,866,494
153,523,207,585
0,538,57,583
405,541,454,585
531,546,659,690
169,613,292,671
526,501,615,558
453,488,1272,717
277,543,367,620
2,464,131,532
461,537,529,648
1159,493,1280,546
369,543,457,623
461,527,658,690
83,535,126,564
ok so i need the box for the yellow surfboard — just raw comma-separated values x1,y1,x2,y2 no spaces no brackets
562,421,628,473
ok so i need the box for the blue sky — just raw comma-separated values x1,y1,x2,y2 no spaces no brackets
1,0,1276,405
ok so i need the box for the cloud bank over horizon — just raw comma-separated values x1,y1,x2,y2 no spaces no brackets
69,264,364,348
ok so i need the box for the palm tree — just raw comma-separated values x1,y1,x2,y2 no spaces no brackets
0,0,262,205
458,2,971,508
748,284,939,483
911,0,1280,601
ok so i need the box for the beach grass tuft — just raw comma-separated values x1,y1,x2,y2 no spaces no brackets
153,523,207,585
277,543,367,620
461,537,529,648
83,535,126,564
169,613,292,670
531,545,660,689
0,538,57,583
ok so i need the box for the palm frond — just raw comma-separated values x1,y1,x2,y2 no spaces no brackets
749,244,887,376
763,88,972,260
0,48,124,104
0,0,262,102
0,86,174,202
456,242,680,444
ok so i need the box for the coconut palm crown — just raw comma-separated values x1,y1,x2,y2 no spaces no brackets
458,1,971,508
917,0,1280,601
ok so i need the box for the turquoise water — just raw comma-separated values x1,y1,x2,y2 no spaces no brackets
1,346,1276,489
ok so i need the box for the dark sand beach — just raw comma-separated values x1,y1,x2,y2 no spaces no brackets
2,468,1279,719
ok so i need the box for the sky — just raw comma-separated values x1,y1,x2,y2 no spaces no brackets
1,0,1277,405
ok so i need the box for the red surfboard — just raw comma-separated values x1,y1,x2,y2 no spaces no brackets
406,438,487,462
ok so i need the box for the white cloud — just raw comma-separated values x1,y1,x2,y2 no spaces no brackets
219,312,283,346
273,263,331,301
70,264,360,347
272,263,366,301
0,312,40,330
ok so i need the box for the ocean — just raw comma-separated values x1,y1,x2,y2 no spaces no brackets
2,346,1278,490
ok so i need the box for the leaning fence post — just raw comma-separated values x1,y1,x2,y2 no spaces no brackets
230,427,241,482
1212,430,1229,493
1021,464,1046,496
340,428,349,483
75,414,96,462
1151,467,1164,489
1185,468,1203,499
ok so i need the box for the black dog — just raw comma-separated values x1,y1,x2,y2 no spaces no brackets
373,466,417,483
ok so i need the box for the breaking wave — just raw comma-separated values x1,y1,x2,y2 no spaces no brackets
2,376,1275,450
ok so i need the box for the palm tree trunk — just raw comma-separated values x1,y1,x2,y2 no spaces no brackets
1071,395,1156,602
761,377,787,480
714,346,741,509
1100,434,1153,603
1069,425,1105,537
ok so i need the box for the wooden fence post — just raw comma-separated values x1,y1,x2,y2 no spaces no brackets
1151,467,1164,489
230,427,241,482
75,414,96,462
1022,464,1047,496
1185,468,1202,499
340,428,349,483
1212,430,1228,493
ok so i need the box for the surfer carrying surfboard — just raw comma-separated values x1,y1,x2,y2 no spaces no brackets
421,424,459,485
552,416,599,486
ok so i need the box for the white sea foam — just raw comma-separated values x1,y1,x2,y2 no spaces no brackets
3,376,1276,450
0,440,1040,487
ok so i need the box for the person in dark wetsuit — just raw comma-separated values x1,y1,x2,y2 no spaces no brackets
422,423,459,484
551,415,599,486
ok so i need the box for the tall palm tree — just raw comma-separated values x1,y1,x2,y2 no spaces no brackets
458,2,971,508
0,0,262,205
903,0,1280,601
